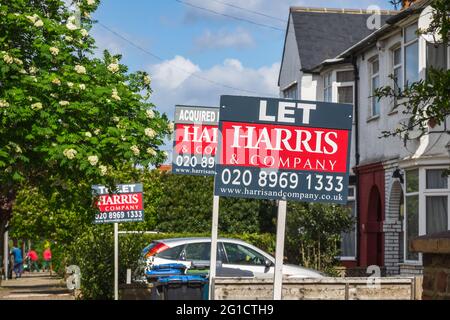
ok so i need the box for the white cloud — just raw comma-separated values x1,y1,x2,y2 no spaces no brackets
151,55,200,90
149,56,280,117
194,27,254,50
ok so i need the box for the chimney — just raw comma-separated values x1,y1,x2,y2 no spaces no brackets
402,0,417,9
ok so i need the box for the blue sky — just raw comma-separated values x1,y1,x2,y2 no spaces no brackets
89,0,395,156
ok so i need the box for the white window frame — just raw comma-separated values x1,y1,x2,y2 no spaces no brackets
390,44,402,112
404,168,420,264
323,72,332,102
403,166,450,264
340,185,357,261
423,167,450,235
282,82,298,100
336,69,354,105
403,22,419,88
369,57,380,117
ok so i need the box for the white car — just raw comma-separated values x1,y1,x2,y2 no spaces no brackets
141,237,325,278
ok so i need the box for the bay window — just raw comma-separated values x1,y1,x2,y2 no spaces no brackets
404,167,450,263
405,169,419,261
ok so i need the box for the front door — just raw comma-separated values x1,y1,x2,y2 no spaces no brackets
366,186,383,266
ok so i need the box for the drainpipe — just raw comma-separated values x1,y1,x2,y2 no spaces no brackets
352,55,361,267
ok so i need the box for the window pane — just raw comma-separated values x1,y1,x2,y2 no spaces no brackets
184,242,211,260
338,86,353,104
406,195,419,260
372,60,379,74
426,169,448,189
426,196,448,235
372,76,380,115
394,66,403,93
394,48,402,66
337,71,354,82
427,43,448,72
341,201,356,257
348,187,355,198
406,169,419,193
223,243,266,265
157,245,183,260
405,41,419,85
405,23,418,43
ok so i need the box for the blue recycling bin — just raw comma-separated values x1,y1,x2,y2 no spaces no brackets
154,275,208,300
145,263,187,282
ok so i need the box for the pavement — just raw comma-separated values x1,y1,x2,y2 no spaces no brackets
0,271,75,300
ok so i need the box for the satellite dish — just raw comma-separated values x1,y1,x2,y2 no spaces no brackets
397,118,423,140
418,6,442,43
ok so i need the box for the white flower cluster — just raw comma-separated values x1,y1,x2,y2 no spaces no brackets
29,66,38,74
2,53,13,64
0,99,9,108
49,47,59,56
66,16,78,31
146,109,155,119
87,0,96,5
52,78,61,85
63,148,77,159
74,65,86,74
107,63,119,73
31,102,43,110
79,84,86,90
147,147,157,156
130,145,140,156
145,128,156,139
88,155,98,166
59,101,69,106
85,131,92,138
111,88,121,101
80,29,88,37
167,122,174,133
26,14,44,27
99,165,107,176
143,75,151,85
94,128,100,135
67,82,74,88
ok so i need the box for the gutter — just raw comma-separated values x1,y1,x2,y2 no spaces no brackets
352,55,361,267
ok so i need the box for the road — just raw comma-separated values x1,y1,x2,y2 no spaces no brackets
0,271,75,300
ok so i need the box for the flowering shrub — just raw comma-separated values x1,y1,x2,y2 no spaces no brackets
0,0,171,232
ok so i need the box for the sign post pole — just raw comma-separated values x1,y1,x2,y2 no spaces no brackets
209,195,220,300
3,230,8,280
273,199,287,300
114,222,119,301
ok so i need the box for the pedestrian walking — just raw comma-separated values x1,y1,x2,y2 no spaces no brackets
42,246,52,275
26,248,40,272
10,241,23,279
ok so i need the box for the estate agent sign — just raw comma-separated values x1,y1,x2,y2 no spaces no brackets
214,95,353,204
92,183,144,224
172,105,219,176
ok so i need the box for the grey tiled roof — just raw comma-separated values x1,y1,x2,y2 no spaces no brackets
291,10,394,72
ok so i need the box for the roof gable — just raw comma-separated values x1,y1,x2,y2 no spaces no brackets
290,9,394,72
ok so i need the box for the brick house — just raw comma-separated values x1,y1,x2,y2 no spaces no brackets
278,0,450,275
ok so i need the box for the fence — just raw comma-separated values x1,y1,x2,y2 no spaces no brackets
214,276,423,300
